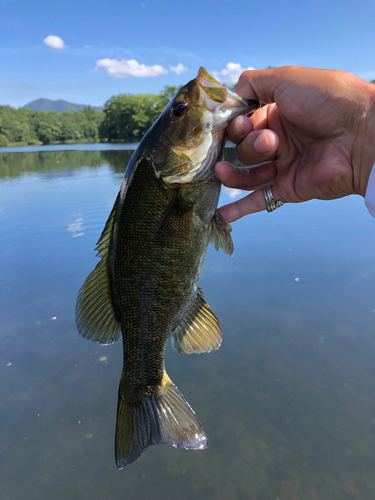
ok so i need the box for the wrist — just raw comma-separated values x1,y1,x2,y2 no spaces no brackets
353,80,375,197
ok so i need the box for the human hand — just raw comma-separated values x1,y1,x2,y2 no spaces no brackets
215,66,375,222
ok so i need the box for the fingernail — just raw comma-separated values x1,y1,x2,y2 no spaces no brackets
254,130,271,154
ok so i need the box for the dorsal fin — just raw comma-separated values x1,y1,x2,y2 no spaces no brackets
75,194,121,345
171,289,222,354
207,210,234,256
96,193,119,258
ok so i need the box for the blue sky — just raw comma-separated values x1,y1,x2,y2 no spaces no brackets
1,0,375,108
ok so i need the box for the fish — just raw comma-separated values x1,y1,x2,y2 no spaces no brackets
76,67,259,468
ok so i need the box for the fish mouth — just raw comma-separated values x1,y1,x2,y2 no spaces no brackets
197,67,259,132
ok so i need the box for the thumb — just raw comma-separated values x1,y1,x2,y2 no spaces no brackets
235,67,288,104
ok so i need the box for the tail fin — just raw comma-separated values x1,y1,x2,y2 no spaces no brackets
115,379,207,468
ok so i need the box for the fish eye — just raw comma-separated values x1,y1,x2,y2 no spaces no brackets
172,101,189,117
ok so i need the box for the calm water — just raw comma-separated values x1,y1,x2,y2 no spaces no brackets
1,146,375,500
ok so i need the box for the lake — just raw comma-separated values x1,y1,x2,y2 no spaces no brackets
1,145,375,500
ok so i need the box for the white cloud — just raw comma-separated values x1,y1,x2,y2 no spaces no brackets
224,187,243,198
43,35,65,49
212,62,255,86
170,63,188,75
96,58,168,78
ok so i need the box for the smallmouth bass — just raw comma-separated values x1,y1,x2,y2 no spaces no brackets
76,67,259,468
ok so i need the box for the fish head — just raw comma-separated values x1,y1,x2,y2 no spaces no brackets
153,67,259,184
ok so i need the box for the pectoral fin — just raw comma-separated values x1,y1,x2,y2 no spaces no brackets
207,210,234,256
157,189,194,234
172,289,222,354
75,194,121,345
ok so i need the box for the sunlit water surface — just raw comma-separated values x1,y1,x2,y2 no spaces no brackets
1,146,375,500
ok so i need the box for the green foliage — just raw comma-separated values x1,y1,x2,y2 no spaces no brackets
0,105,104,147
99,85,180,143
0,85,181,147
0,134,8,147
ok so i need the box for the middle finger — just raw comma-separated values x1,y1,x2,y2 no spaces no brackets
236,129,279,166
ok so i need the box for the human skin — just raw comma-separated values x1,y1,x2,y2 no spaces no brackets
215,66,375,222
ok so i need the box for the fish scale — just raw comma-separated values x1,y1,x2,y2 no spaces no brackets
114,158,218,391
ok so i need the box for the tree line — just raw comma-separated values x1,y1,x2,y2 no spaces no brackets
2,78,373,148
0,86,179,147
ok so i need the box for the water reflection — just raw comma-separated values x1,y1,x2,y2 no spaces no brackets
1,147,375,500
0,149,134,179
67,215,85,238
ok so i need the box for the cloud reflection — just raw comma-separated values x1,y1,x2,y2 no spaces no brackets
68,215,85,237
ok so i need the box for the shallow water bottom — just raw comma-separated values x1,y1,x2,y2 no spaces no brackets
1,148,375,500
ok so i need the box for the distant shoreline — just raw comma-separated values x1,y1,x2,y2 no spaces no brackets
0,140,237,154
0,139,140,150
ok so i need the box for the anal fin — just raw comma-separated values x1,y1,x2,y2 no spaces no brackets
172,289,222,354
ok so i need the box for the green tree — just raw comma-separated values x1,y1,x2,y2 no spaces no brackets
99,87,180,143
100,93,156,142
36,121,62,144
0,133,8,147
0,84,176,147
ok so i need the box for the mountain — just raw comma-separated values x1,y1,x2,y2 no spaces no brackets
23,98,104,113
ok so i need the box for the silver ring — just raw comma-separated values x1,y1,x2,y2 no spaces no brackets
263,185,284,212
